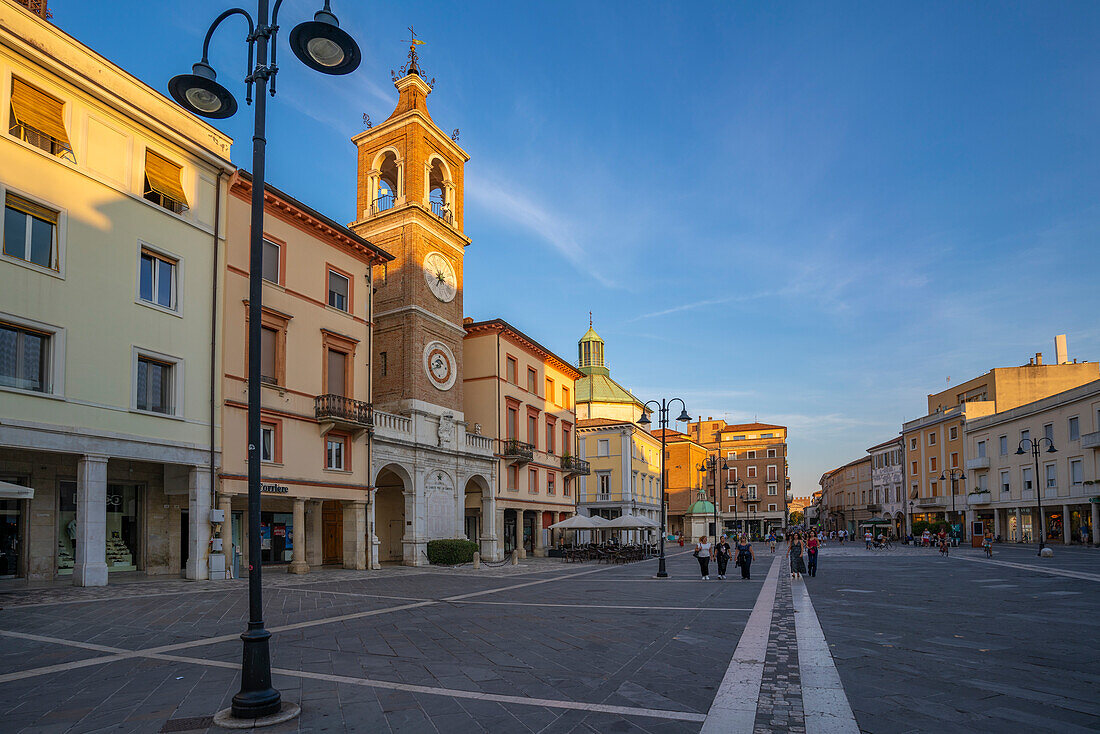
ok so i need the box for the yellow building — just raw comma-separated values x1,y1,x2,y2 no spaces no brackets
904,337,1098,530
0,3,235,584
463,318,583,557
218,173,392,575
574,325,661,532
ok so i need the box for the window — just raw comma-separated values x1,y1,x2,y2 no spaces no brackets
527,367,538,394
1000,470,1010,493
727,451,736,460
768,503,777,511
1070,459,1083,486
999,435,1008,455
929,456,937,472
529,468,538,494
506,356,517,383
598,472,611,496
506,406,518,439
761,433,774,438
136,355,174,414
327,270,350,311
730,466,738,480
260,327,278,384
0,322,50,392
767,484,777,495
138,248,177,310
930,481,938,496
728,505,736,513
546,377,554,403
597,439,610,457
547,472,555,495
747,450,757,459
1023,467,1033,491
380,351,387,376
1045,463,1057,489
1021,429,1030,445
1044,423,1054,442
562,425,571,455
507,465,518,491
262,239,280,283
546,421,555,453
527,413,538,448
9,78,74,161
746,485,758,500
747,466,757,478
327,350,347,396
911,461,918,475
910,437,917,450
949,426,958,440
143,150,188,213
977,440,986,458
1068,416,1079,442
260,422,279,463
978,473,988,492
562,386,570,409
563,477,571,497
631,472,637,497
325,434,347,470
3,193,58,270
950,452,958,469
928,433,936,446
767,465,777,481
767,448,777,458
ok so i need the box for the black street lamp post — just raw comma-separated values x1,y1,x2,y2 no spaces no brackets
727,478,745,536
939,468,965,543
1017,436,1058,554
909,500,914,543
166,1,360,721
638,399,691,578
697,457,728,540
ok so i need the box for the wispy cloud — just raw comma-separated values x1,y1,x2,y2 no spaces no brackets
465,173,619,288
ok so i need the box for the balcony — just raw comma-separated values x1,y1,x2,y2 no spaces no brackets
371,193,394,215
430,199,454,224
865,503,881,513
967,491,992,506
966,456,990,470
916,497,945,508
561,455,591,476
501,439,534,465
1081,431,1100,450
315,394,372,435
465,432,493,456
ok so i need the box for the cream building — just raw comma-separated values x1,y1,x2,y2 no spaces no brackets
0,2,235,584
867,437,905,537
218,173,392,575
964,379,1100,546
463,318,584,557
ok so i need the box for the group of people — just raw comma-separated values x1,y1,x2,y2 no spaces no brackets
692,531,820,580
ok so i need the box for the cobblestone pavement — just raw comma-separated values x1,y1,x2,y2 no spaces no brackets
0,544,1096,732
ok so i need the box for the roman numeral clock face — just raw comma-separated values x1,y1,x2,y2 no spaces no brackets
423,251,456,302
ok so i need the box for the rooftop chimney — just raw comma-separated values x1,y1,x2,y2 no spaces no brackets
1035,352,1043,366
1055,334,1069,364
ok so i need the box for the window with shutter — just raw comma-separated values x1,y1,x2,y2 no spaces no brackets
9,78,74,161
143,150,188,212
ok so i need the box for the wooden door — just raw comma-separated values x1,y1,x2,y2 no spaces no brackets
322,502,342,565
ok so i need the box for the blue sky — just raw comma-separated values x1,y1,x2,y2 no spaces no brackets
52,1,1100,497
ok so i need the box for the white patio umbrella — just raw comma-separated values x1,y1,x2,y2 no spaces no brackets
547,515,599,529
603,514,647,528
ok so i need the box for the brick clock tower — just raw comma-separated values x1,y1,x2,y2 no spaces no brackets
351,51,469,418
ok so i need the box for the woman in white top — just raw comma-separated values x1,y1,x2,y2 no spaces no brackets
695,536,714,579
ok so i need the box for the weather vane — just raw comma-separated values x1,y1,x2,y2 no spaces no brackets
393,26,435,88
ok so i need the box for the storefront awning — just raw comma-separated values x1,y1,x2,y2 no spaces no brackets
0,480,33,500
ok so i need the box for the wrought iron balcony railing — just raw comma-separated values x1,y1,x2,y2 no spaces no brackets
314,394,372,426
501,439,534,464
560,455,591,476
371,193,394,215
430,199,453,224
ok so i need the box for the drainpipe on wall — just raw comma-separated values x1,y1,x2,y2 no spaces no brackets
209,171,223,536
366,268,375,567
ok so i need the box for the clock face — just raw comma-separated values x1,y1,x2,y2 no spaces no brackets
423,341,457,390
423,252,457,302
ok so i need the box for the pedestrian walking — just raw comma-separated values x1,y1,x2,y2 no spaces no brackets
715,536,732,579
807,532,819,577
864,529,873,549
736,534,755,580
768,533,777,553
678,534,685,548
694,536,713,580
790,532,807,579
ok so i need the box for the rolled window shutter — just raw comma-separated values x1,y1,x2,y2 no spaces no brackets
144,150,189,208
5,193,58,225
10,78,72,151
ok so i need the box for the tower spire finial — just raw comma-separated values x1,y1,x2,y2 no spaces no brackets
404,26,423,75
589,311,592,328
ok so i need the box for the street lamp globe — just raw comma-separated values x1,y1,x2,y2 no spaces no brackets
168,61,237,118
289,5,361,74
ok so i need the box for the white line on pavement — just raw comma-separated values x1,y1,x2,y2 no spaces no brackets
956,555,1100,582
450,600,754,612
793,582,860,734
700,554,781,734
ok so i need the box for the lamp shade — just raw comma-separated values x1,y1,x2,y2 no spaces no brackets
289,8,361,75
168,61,237,119
676,409,692,423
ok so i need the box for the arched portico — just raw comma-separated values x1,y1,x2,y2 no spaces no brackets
374,462,411,566
463,473,499,561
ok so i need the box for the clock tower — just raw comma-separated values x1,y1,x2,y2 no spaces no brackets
350,45,468,416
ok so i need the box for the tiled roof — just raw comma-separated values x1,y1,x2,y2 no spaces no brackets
577,417,631,428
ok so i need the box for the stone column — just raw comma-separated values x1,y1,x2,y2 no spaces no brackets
367,492,381,570
1062,504,1071,545
993,507,1001,540
219,494,234,579
533,509,546,557
404,489,421,567
1015,508,1023,542
74,454,109,587
306,500,323,568
342,500,366,570
288,498,309,574
515,510,526,559
481,492,500,561
185,466,211,581
1090,501,1099,547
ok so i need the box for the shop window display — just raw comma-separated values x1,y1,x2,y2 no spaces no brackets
260,511,293,564
0,491,24,578
57,481,140,575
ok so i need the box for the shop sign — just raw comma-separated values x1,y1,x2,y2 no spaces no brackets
261,484,290,494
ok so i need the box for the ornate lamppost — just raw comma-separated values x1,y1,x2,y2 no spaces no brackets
166,1,360,722
638,399,691,578
1017,435,1058,554
939,468,966,544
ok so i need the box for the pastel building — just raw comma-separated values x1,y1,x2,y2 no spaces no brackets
0,3,235,584
867,437,905,537
463,318,584,557
218,173,392,574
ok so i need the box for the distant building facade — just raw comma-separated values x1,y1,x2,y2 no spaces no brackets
867,437,905,538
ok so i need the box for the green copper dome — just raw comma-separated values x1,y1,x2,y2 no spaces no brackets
574,323,643,408
688,499,716,514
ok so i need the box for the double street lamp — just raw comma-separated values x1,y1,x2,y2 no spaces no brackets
638,398,691,578
166,0,361,721
1016,436,1058,554
939,468,965,543
697,456,728,540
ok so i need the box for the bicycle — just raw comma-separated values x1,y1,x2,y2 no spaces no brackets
939,540,950,557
